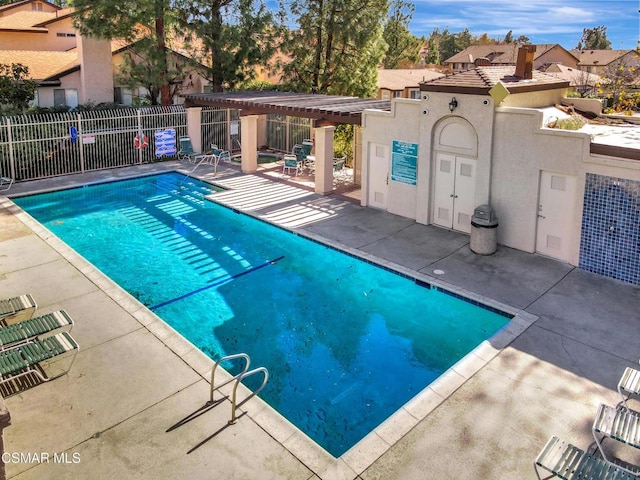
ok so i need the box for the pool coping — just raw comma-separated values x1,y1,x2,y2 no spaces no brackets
0,171,538,480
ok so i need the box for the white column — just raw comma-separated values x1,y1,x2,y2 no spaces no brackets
240,115,258,173
314,125,335,195
186,107,203,152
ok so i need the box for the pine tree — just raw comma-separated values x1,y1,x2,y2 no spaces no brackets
280,0,388,97
382,0,422,69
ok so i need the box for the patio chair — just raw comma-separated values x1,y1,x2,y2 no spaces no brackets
292,140,313,166
619,364,640,411
0,332,79,388
211,144,231,164
0,310,74,349
333,156,346,171
534,435,640,480
593,403,640,475
282,154,302,176
0,176,13,191
177,136,207,163
0,294,37,325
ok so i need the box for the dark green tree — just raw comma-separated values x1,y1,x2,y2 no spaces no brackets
503,30,514,44
515,34,530,44
0,63,37,115
576,25,612,50
382,0,422,69
438,29,457,62
455,28,472,52
176,0,282,92
425,28,443,65
280,0,388,97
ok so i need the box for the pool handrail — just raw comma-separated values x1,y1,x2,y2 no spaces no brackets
210,353,251,403
229,366,269,425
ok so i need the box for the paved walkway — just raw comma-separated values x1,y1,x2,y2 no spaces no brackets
1,161,639,479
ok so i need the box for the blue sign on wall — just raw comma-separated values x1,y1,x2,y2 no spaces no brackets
391,140,418,185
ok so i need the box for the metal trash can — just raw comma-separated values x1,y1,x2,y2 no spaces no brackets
470,205,498,255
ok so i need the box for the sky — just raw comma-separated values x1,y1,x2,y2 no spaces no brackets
409,0,639,50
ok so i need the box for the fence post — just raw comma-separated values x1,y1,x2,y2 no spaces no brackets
226,109,231,152
137,109,143,164
77,113,85,173
285,116,290,151
6,119,15,181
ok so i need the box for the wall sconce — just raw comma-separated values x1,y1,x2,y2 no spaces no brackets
448,97,458,112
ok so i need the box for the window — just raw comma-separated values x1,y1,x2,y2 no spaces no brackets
53,89,78,108
114,87,133,106
56,33,77,37
380,90,391,100
409,89,421,99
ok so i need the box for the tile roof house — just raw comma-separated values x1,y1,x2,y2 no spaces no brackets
539,63,601,96
0,0,210,108
376,68,444,100
572,49,640,76
444,44,579,72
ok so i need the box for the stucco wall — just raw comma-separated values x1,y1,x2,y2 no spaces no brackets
37,70,82,107
417,92,495,224
362,99,422,219
535,47,579,69
490,107,587,258
362,89,640,271
0,32,50,50
0,19,77,51
501,88,566,108
77,35,114,104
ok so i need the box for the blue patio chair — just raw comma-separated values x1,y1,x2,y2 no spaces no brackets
177,136,206,163
282,154,302,176
211,144,231,164
292,140,313,165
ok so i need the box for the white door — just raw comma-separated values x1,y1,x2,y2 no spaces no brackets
433,153,476,233
368,143,389,210
536,171,576,262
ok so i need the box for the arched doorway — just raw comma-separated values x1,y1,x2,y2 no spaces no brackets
431,117,479,233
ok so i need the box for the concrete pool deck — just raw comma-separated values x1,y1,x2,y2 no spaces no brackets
1,160,639,479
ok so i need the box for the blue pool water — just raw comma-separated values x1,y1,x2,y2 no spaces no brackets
14,172,510,456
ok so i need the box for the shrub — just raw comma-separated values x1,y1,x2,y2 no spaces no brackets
547,116,586,130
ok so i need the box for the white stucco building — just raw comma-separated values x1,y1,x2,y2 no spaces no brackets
361,48,640,284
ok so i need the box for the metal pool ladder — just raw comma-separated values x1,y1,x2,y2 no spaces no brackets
210,353,269,425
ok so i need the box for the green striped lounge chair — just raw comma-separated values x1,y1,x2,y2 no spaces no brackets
535,435,640,479
0,294,37,325
0,310,73,349
0,332,79,387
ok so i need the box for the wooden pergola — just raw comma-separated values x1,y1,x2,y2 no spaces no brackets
183,91,391,126
183,91,391,194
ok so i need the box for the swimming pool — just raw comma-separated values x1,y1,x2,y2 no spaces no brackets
14,172,511,457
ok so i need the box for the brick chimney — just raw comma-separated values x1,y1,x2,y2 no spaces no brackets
515,45,536,79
